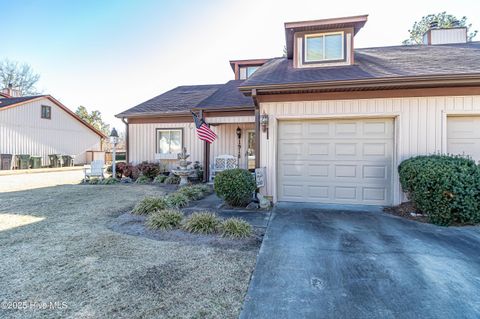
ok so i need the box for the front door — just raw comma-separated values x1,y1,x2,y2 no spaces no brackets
246,130,256,170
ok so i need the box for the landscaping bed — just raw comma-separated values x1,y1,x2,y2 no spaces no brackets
0,183,260,319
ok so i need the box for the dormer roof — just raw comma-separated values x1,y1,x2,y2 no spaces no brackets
285,14,368,58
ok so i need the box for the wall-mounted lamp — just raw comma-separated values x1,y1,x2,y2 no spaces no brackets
260,111,269,139
236,126,242,139
260,111,269,132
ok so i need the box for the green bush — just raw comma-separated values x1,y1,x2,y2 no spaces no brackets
132,197,167,215
87,178,101,185
178,185,204,200
183,211,220,234
164,175,180,184
399,154,480,225
146,209,183,230
219,218,252,238
153,175,167,184
135,175,151,184
214,169,256,207
165,193,190,208
100,177,119,185
193,184,212,195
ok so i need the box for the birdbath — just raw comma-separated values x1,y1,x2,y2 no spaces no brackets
172,147,194,186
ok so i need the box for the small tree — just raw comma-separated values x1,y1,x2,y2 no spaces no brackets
0,59,41,95
403,12,477,45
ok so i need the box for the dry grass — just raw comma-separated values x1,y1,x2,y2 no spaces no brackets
0,183,258,319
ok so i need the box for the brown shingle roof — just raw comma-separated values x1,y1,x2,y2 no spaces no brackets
116,81,254,117
0,96,45,108
240,42,480,89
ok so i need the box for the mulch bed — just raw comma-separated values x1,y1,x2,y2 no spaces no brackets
383,201,429,223
108,212,264,251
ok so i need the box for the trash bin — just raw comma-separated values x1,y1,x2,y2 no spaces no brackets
62,155,74,167
16,154,31,169
30,156,42,169
0,154,12,170
48,154,63,168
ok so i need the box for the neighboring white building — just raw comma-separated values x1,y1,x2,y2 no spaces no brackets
0,94,106,168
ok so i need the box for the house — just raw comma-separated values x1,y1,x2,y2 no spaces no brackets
117,14,480,206
0,92,106,168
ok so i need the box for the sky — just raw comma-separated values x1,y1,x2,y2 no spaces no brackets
1,0,479,131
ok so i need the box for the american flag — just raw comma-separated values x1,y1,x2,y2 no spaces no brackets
191,111,217,143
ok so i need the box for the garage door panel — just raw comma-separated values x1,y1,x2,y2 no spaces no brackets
278,118,394,205
447,117,480,162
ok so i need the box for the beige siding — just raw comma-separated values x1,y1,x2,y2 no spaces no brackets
260,95,480,204
129,120,254,170
0,98,101,166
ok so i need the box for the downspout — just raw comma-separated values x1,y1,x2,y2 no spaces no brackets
121,117,129,163
252,89,260,169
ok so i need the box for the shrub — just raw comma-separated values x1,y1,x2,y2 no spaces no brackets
100,177,119,185
132,197,167,215
183,211,220,234
178,185,204,200
153,175,167,184
137,162,161,179
146,209,183,230
165,193,190,208
214,169,256,207
399,154,480,226
193,184,212,195
87,178,101,185
107,162,128,178
124,164,140,180
135,175,151,184
164,175,180,184
219,218,252,238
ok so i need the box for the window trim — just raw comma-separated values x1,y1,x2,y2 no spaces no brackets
155,128,184,159
239,66,260,80
41,105,51,119
303,31,346,64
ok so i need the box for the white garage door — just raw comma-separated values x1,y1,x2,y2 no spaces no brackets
277,118,394,205
447,117,480,162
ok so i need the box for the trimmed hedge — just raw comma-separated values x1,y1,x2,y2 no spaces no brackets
399,154,480,226
214,169,256,207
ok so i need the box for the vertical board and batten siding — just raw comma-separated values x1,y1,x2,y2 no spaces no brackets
0,98,101,166
129,120,254,170
260,95,480,204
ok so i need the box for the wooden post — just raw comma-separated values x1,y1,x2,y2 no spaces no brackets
252,89,260,169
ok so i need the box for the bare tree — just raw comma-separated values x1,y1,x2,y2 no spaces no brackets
0,59,41,95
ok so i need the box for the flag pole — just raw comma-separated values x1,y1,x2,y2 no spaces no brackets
199,109,210,183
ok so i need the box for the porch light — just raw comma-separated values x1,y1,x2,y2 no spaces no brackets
110,128,119,178
236,126,242,139
260,111,269,132
109,127,119,145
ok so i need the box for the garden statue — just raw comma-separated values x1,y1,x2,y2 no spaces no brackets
172,147,194,186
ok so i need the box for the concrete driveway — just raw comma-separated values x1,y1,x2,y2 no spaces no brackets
241,203,480,319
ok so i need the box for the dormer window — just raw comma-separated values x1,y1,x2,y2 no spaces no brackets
304,31,344,63
239,66,259,80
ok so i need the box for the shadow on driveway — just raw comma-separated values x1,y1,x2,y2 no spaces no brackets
240,203,480,319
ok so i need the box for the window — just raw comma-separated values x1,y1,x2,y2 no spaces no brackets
41,105,51,119
239,66,259,80
304,31,344,62
156,129,182,157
